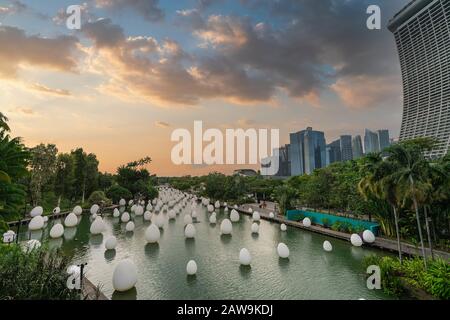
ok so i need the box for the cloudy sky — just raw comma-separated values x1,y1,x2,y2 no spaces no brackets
0,0,409,176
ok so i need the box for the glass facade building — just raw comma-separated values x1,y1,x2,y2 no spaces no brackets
290,127,326,175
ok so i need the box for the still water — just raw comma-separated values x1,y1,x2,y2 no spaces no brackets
22,206,391,300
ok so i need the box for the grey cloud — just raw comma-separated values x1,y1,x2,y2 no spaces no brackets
95,0,164,22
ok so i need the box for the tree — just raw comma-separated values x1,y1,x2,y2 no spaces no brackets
0,112,10,132
29,144,58,206
98,172,115,191
54,153,75,207
71,148,99,204
272,184,297,215
106,185,132,203
116,156,157,201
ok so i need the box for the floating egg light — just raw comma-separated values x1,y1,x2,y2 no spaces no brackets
105,236,117,250
230,209,240,222
90,204,99,215
251,223,259,234
112,259,138,292
30,206,43,217
121,212,130,223
50,223,64,238
125,221,135,232
28,216,44,231
90,217,105,235
73,206,83,216
145,224,160,243
184,224,196,238
277,243,290,259
280,223,287,231
53,207,61,214
64,212,78,227
323,240,333,252
220,219,233,235
362,230,376,243
350,234,363,247
186,260,197,275
113,208,120,218
239,248,252,266
252,211,260,222
302,217,311,227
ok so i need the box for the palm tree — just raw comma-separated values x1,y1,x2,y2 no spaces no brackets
386,139,435,269
0,112,10,132
358,153,403,262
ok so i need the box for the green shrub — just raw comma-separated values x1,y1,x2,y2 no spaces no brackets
106,185,132,204
422,259,450,299
0,244,81,300
331,221,342,231
321,218,330,228
87,191,111,207
0,219,9,234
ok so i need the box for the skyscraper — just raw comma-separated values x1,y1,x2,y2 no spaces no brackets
388,0,450,158
364,129,380,154
326,139,341,165
352,135,364,159
340,135,353,161
290,127,326,175
377,129,391,152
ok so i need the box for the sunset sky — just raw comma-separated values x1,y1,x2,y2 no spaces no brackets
0,0,409,176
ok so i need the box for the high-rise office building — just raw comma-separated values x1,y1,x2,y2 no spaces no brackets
377,129,391,152
352,135,364,159
340,135,353,161
388,0,450,158
290,127,326,175
364,129,380,154
326,139,341,165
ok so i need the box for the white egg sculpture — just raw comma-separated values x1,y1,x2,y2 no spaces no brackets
90,217,105,234
209,212,217,224
252,211,261,222
105,236,117,250
239,248,252,266
220,219,233,235
113,208,120,218
191,210,197,219
3,230,15,243
251,222,259,234
184,223,196,238
269,212,275,218
186,260,197,275
350,234,363,247
214,200,220,208
50,223,64,238
145,224,160,243
28,216,44,231
323,240,333,252
43,216,49,223
183,214,193,225
53,207,61,214
302,217,311,227
207,204,214,213
125,221,135,232
135,205,144,216
64,212,78,227
128,200,133,206
362,230,376,243
130,204,136,213
277,242,290,258
30,206,43,217
168,209,176,219
90,204,99,215
248,207,253,213
146,203,152,211
144,211,152,221
234,204,238,209
73,205,83,216
224,207,228,212
155,214,165,228
121,212,130,223
280,223,287,231
230,209,239,222
112,259,138,292
119,199,126,206
25,239,41,251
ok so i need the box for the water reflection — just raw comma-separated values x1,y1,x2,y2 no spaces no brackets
90,234,104,246
29,230,43,241
239,265,252,279
64,227,77,240
48,237,63,250
278,258,290,271
104,249,116,262
144,243,160,259
112,287,137,300
220,234,232,245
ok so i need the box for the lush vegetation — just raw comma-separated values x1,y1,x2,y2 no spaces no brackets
0,113,158,231
363,255,450,299
0,244,81,300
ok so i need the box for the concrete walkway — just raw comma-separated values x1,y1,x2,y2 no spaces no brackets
236,203,450,261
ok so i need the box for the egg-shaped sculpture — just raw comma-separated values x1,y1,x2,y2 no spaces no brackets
269,212,275,218
144,211,152,221
168,209,176,219
112,259,138,292
248,207,253,213
121,212,130,223
230,209,240,222
220,219,233,235
239,248,252,266
186,260,197,275
302,217,311,227
209,212,217,224
145,224,160,243
50,223,64,238
280,223,287,231
90,204,100,215
119,199,126,206
43,216,49,223
323,240,333,252
90,217,105,235
277,243,290,259
252,211,261,222
350,234,363,247
30,206,43,217
154,214,165,228
105,236,117,250
73,205,83,216
28,216,44,231
184,223,196,238
113,208,120,218
53,207,61,214
64,212,78,227
130,204,136,213
125,221,135,232
134,205,144,216
362,230,376,243
207,204,214,213
214,200,220,208
251,222,259,234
